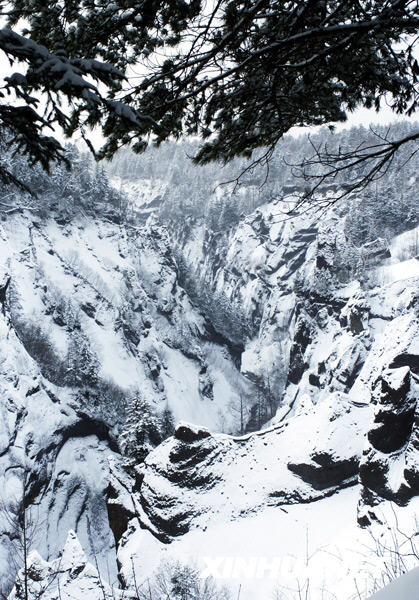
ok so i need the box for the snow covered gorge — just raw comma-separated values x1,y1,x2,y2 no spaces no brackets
0,193,418,599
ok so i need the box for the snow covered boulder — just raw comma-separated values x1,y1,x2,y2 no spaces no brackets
361,238,391,266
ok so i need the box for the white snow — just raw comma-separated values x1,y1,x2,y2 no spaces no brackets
119,488,419,600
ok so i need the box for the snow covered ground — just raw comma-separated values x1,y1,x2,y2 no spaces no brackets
119,486,419,600
8,488,417,599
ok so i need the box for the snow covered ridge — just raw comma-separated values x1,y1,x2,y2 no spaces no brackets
138,398,367,540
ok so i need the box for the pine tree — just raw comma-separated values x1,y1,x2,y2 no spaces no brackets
122,395,157,463
1,2,418,195
66,332,99,387
160,404,176,440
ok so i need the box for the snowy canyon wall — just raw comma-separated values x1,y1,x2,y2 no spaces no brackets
0,190,418,596
134,198,419,543
0,209,251,594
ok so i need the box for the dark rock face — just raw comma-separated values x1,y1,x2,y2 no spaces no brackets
288,453,359,491
139,430,224,541
309,373,320,387
107,502,131,549
361,238,391,266
174,423,211,443
367,368,414,454
359,366,419,510
389,353,419,373
81,301,96,318
287,308,312,385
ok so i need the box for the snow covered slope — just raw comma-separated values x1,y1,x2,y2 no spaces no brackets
0,210,250,432
9,492,418,600
122,489,419,600
368,567,419,600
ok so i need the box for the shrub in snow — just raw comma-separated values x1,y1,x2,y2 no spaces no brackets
144,561,230,600
11,317,68,385
43,285,81,331
159,404,176,440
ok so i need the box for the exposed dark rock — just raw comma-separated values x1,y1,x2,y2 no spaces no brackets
1,273,12,314
106,470,138,548
359,366,418,506
367,368,414,454
389,353,419,373
174,423,211,443
288,453,359,491
169,440,214,468
287,309,312,385
107,500,131,548
316,255,329,269
139,492,194,542
309,373,320,387
349,311,364,334
81,301,96,318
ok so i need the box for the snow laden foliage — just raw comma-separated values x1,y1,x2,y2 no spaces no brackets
108,121,418,230
121,395,161,465
3,0,418,192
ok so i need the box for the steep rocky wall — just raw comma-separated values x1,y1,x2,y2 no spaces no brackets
136,275,418,540
1,194,418,596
